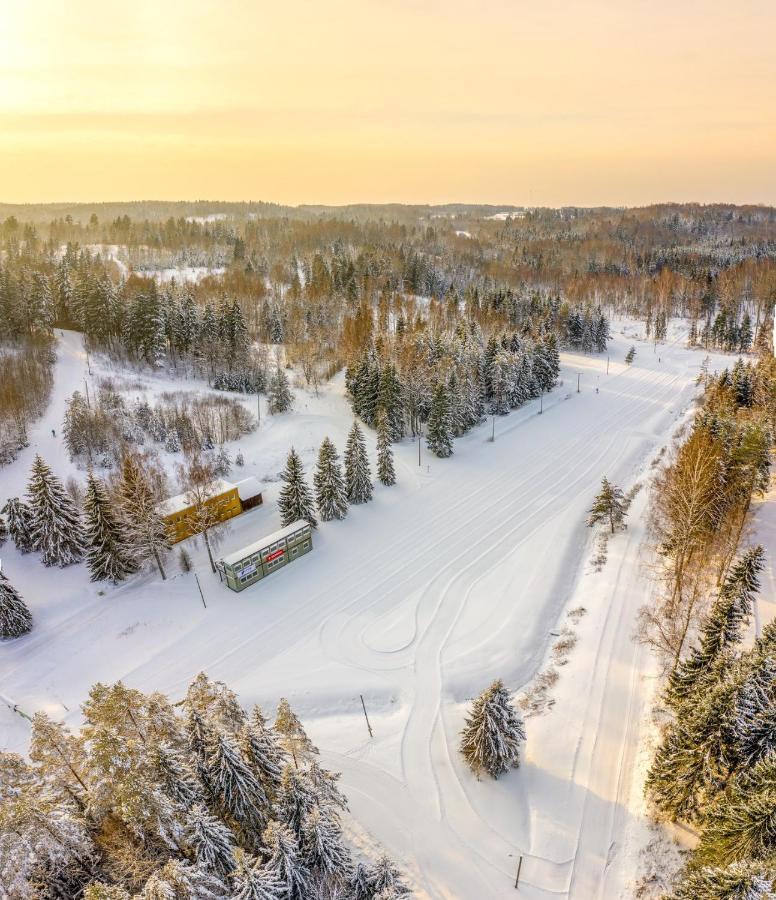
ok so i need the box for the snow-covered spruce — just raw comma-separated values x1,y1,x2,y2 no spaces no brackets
26,454,85,567
460,679,526,778
278,447,317,529
344,421,373,504
0,571,33,639
268,365,293,415
314,437,348,522
274,697,319,767
426,382,453,458
586,476,627,533
84,472,138,583
1,497,35,553
667,860,774,900
376,411,396,486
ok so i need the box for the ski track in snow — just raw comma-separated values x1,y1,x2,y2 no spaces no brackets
0,324,743,898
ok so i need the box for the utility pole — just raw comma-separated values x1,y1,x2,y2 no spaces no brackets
490,414,495,442
539,390,543,414
606,355,610,375
84,378,91,407
577,372,581,393
418,426,422,466
257,392,261,427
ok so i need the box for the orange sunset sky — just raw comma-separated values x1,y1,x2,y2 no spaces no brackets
1,0,774,207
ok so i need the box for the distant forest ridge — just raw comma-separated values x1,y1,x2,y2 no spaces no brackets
0,200,774,225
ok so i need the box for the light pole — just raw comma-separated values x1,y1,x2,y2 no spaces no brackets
539,389,543,414
490,414,495,442
577,372,581,393
606,355,610,375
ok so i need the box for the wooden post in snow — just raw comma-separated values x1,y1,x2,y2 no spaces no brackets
194,573,207,609
360,694,373,737
514,855,523,889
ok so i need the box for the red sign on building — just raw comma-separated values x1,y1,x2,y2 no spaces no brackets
266,548,285,563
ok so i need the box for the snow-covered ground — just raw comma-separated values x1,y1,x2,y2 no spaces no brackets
0,325,741,898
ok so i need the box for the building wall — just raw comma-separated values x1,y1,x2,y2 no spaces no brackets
162,486,242,544
223,525,313,592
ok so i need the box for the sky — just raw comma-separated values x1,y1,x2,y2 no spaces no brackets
1,0,775,207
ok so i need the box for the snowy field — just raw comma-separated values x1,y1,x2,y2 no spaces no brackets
0,325,741,898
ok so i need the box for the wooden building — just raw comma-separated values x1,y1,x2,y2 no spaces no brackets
233,477,263,511
157,478,242,544
219,520,313,591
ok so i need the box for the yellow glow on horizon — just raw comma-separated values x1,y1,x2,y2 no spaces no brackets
1,0,775,206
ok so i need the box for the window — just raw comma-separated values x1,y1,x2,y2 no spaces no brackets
303,541,310,550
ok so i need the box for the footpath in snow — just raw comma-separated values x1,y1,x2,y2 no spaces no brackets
0,325,736,898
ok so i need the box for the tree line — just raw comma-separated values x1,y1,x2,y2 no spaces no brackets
0,673,410,898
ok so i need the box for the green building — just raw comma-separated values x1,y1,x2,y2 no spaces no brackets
219,520,313,592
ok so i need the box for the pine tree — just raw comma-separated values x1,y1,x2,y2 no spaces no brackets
344,421,373,504
84,472,138,583
586,477,627,533
274,699,318,768
268,366,293,415
27,455,85,566
2,497,35,553
0,571,33,639
426,382,453,458
668,861,774,900
262,821,311,900
278,448,317,528
460,679,526,779
186,804,237,879
376,412,396,487
625,345,636,365
314,438,348,522
117,453,170,580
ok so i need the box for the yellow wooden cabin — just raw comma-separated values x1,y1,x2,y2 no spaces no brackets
157,478,243,544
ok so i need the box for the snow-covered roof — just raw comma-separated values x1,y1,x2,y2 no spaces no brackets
221,520,311,567
233,477,263,501
156,478,236,517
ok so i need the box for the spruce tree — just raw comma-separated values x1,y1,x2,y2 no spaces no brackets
0,571,33,639
586,477,627,533
426,382,453,458
27,455,85,566
278,448,317,529
376,412,396,487
625,345,636,365
668,862,773,900
2,498,35,553
207,730,268,830
667,547,764,708
695,751,776,867
241,706,287,801
84,472,138,583
301,806,352,882
370,854,411,896
268,366,293,415
0,513,7,547
732,656,776,766
262,821,311,900
344,421,373,504
460,679,525,779
314,438,348,522
186,804,237,880
231,854,285,900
